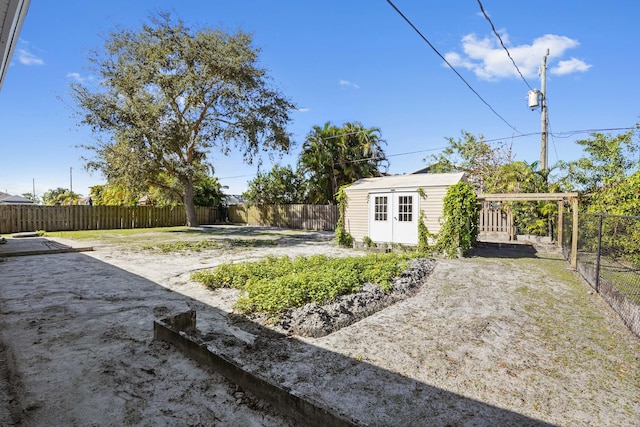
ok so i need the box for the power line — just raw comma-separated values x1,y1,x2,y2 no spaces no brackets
385,0,523,135
549,127,636,138
216,127,637,179
476,0,534,91
347,146,449,164
217,174,256,180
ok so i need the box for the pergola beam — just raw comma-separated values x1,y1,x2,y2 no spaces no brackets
477,192,579,202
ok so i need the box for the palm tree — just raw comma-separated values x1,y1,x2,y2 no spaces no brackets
298,122,387,204
299,122,339,204
341,121,387,181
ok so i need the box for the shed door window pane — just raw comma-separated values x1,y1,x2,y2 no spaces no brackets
398,196,413,222
374,196,388,221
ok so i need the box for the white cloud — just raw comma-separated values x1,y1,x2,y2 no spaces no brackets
552,58,592,75
17,48,44,66
66,72,94,84
297,107,310,113
339,79,360,89
445,32,590,80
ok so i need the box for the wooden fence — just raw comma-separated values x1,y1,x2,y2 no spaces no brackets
478,202,513,240
0,204,338,234
229,204,339,231
0,205,221,234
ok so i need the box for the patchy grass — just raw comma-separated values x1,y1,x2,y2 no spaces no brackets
191,253,412,315
143,240,220,253
509,256,640,396
42,227,288,253
226,238,279,248
43,227,191,242
142,237,280,253
41,226,313,250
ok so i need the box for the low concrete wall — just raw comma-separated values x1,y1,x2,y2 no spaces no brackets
153,311,362,427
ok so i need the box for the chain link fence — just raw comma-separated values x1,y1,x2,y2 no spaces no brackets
563,212,640,336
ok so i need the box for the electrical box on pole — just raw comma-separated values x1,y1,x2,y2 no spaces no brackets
528,90,540,109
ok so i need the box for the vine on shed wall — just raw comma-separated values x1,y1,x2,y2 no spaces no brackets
335,185,353,247
436,182,479,257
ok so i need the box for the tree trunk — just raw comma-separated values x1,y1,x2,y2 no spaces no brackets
182,180,199,227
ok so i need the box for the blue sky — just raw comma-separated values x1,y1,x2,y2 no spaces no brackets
1,0,638,198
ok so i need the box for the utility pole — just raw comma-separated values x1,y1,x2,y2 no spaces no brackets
70,167,73,195
540,49,549,172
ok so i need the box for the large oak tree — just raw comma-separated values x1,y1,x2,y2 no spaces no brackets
71,13,295,226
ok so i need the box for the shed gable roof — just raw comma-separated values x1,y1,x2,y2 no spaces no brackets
344,172,465,193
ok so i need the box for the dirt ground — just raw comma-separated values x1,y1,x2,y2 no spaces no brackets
0,226,638,426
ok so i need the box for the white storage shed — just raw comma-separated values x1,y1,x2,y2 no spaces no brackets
342,172,466,245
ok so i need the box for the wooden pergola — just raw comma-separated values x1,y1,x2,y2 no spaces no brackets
477,192,579,268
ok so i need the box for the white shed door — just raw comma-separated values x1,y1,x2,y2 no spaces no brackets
369,192,418,245
392,192,418,245
369,194,392,243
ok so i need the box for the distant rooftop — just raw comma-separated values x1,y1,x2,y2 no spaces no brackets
0,191,34,204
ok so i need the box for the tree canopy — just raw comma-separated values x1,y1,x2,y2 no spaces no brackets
586,170,640,215
71,13,296,225
42,188,81,206
426,130,512,192
243,164,306,205
90,184,139,206
298,121,387,204
557,130,639,194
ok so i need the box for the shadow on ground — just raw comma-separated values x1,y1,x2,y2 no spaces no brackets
470,241,542,259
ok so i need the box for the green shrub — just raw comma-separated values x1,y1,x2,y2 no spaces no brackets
335,218,353,247
436,182,479,257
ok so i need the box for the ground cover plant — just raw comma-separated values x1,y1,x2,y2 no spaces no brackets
191,253,412,314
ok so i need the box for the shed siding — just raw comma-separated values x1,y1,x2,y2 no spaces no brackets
422,187,448,235
344,190,369,242
345,186,448,243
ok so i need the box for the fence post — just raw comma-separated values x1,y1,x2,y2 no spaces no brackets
595,214,603,292
556,200,563,249
571,197,579,269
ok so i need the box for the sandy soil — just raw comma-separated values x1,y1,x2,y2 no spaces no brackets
0,226,638,426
